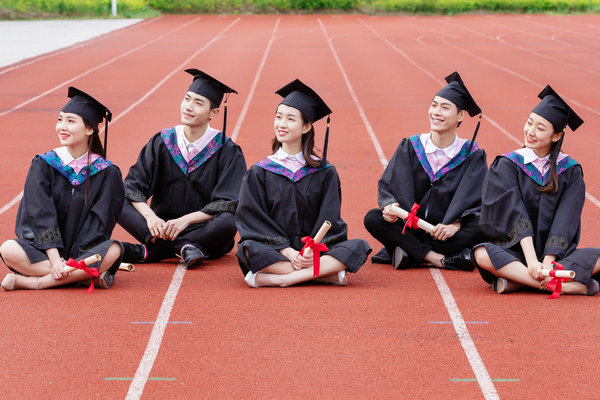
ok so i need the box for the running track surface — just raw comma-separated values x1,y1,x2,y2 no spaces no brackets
1,14,599,399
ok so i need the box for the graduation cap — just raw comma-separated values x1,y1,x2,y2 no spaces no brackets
185,69,237,136
435,72,482,154
275,79,332,166
532,85,583,133
61,87,112,158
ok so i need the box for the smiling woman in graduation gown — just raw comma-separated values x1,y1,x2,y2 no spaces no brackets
474,85,600,295
236,79,371,287
1,87,124,291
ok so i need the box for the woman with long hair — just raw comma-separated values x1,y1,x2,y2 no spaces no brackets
235,79,371,287
473,85,600,295
1,87,124,291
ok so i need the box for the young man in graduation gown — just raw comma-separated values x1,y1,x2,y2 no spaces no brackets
364,72,487,270
119,69,247,268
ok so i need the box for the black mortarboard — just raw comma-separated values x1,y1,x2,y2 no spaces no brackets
435,71,481,117
435,72,482,154
61,87,112,158
532,85,583,133
276,79,332,166
185,69,237,135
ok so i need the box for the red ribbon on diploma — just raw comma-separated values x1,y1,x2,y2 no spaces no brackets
545,261,569,299
402,203,421,234
299,237,329,278
66,258,100,293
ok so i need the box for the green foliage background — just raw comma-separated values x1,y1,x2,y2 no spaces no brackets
1,0,599,18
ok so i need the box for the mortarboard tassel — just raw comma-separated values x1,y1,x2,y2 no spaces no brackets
222,94,229,136
321,115,330,167
466,113,482,155
103,110,109,159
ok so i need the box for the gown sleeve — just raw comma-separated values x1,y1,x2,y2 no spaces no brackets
543,165,585,258
236,167,291,249
442,148,487,224
123,135,159,203
377,139,416,210
15,157,63,251
200,141,247,215
479,156,534,248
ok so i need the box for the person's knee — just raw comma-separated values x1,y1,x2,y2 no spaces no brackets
363,208,383,231
0,240,21,265
211,213,237,237
473,246,493,271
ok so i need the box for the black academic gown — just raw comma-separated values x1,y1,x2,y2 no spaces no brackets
478,152,600,285
120,128,247,256
364,134,487,261
12,153,124,274
235,159,371,275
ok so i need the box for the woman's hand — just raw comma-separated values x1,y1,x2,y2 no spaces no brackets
430,221,461,241
161,216,190,241
527,260,545,281
382,203,399,223
280,247,313,270
50,258,69,280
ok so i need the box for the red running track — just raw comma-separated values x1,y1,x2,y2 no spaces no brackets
0,14,599,399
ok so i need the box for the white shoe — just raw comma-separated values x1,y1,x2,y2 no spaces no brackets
244,271,258,288
315,270,347,286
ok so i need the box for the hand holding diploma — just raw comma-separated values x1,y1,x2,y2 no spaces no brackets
299,221,331,277
388,203,435,234
63,254,101,293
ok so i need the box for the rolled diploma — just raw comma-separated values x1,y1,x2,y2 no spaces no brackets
389,204,435,234
541,269,575,279
63,254,101,273
303,220,332,258
119,262,135,272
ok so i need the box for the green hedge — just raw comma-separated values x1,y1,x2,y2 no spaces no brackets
1,0,599,18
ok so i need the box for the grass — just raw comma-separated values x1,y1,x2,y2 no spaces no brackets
1,0,599,19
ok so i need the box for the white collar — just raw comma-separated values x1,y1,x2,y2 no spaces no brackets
517,147,551,164
423,132,458,157
54,146,87,165
272,148,306,164
176,124,219,148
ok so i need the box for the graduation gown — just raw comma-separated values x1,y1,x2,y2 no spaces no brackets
121,128,246,255
365,134,487,261
378,135,487,224
124,128,246,219
235,159,371,274
479,152,599,285
13,151,124,272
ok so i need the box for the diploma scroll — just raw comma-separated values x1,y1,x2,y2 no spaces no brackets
541,269,575,279
303,220,332,257
63,254,101,274
119,263,135,272
389,204,435,234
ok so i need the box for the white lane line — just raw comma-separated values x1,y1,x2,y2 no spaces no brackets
0,16,202,117
0,18,158,76
0,192,23,215
318,19,387,168
123,17,244,400
329,18,499,400
231,18,280,142
430,269,500,399
125,263,187,400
